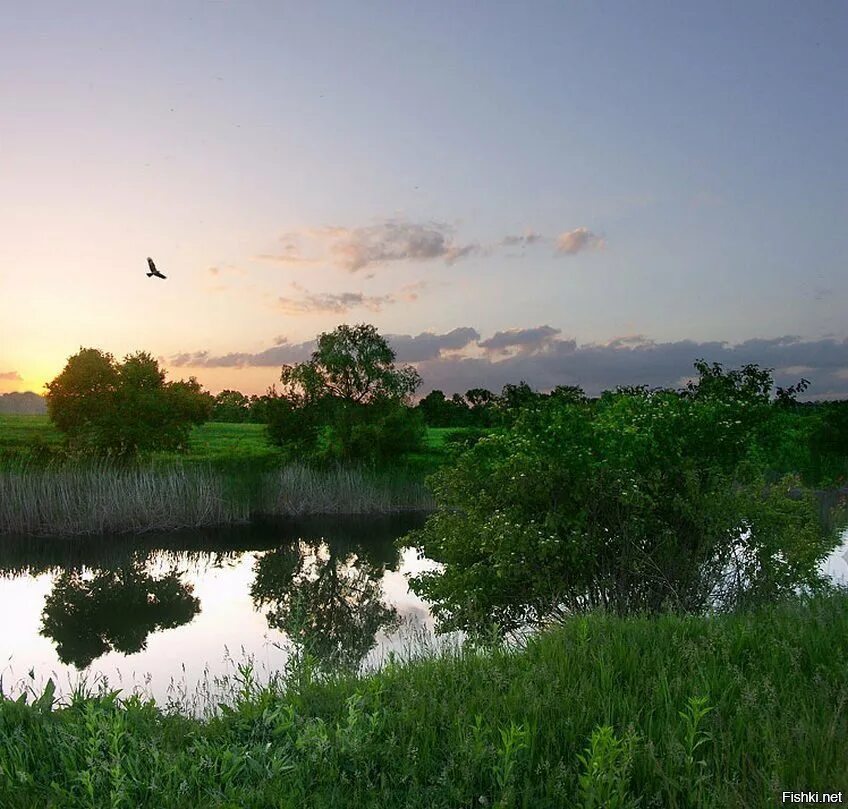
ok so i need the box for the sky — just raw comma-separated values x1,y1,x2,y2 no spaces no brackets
2,1,848,398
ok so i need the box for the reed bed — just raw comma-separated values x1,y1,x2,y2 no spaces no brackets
0,461,434,537
264,464,434,515
0,462,244,536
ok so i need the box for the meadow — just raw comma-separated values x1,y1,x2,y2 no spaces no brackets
0,416,465,535
0,414,463,468
1,594,845,807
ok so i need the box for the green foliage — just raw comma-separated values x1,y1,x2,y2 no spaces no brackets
1,596,847,807
44,349,213,457
279,324,421,405
210,390,251,423
250,536,400,671
268,325,425,464
576,725,637,809
408,363,841,633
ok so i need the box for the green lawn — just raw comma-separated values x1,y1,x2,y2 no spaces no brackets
0,415,472,469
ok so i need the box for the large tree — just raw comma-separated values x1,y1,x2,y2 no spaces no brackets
279,324,420,405
45,348,212,455
269,325,424,462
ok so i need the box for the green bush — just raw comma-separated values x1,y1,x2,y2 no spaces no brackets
407,365,841,634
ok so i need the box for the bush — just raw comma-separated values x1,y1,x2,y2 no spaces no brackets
407,368,841,634
45,349,212,457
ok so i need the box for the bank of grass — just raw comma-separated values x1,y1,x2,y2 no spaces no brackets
0,417,460,535
1,594,846,807
0,414,468,468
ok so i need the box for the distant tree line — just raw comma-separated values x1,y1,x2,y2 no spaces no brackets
40,327,848,478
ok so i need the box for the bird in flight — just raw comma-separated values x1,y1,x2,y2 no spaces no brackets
146,257,167,279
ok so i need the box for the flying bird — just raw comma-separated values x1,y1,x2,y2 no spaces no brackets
146,257,167,279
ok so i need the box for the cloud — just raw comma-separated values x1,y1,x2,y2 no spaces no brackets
387,328,481,362
555,227,604,255
326,221,478,272
501,230,543,247
277,290,395,314
169,327,848,400
415,334,848,398
274,281,427,315
258,221,477,273
168,327,479,369
0,371,22,381
169,339,315,369
479,325,562,356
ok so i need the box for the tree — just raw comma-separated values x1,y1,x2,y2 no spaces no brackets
211,389,251,422
279,324,420,405
45,348,213,456
407,363,839,635
269,325,424,462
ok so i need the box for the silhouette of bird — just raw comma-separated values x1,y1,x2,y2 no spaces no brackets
146,257,167,279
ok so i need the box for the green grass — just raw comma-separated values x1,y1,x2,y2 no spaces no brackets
0,415,467,467
1,595,846,807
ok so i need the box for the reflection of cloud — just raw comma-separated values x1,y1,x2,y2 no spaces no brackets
555,227,604,255
0,371,22,381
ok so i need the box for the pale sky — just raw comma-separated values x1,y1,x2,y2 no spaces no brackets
3,1,847,397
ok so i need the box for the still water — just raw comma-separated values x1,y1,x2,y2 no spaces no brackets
2,517,847,707
0,515,445,705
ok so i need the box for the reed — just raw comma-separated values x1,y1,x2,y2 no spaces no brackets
0,461,434,537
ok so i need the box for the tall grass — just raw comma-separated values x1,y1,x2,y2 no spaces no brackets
1,594,846,807
0,461,434,536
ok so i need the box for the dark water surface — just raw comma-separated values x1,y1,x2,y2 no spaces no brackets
0,515,445,705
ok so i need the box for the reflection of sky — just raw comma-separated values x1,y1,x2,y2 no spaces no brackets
3,530,846,708
0,545,449,706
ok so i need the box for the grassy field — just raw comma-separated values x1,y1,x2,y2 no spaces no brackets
1,594,846,807
0,414,468,467
0,417,464,535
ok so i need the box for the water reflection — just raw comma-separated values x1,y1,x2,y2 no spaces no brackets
0,515,427,683
41,563,200,668
251,536,401,670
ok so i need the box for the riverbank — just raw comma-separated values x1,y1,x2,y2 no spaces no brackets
0,462,434,536
1,594,846,807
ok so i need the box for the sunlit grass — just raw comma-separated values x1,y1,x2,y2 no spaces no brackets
1,594,846,807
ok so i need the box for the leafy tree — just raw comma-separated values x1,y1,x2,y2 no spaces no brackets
268,325,424,463
45,348,212,456
416,389,473,427
211,389,251,422
279,324,420,405
407,363,839,635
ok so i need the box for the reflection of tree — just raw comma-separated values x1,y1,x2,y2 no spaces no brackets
40,563,200,669
251,537,400,670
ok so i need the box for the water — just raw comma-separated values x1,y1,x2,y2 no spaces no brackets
0,515,446,706
1,517,846,708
